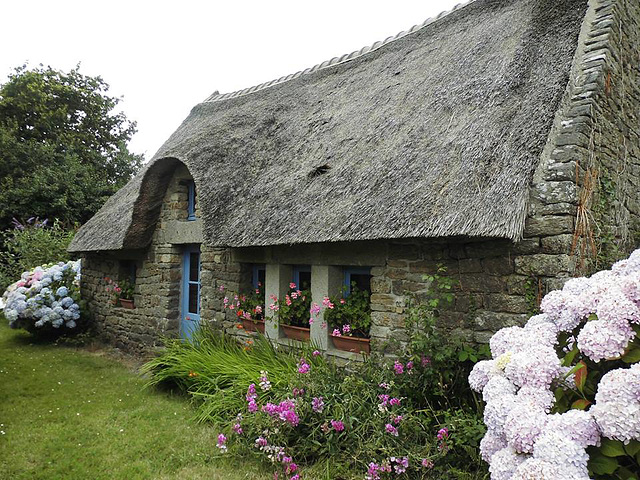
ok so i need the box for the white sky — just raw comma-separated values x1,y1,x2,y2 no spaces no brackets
1,0,462,160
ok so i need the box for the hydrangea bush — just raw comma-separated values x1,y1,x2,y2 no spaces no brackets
469,249,640,479
2,260,82,334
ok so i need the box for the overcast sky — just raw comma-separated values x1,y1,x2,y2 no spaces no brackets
1,0,462,160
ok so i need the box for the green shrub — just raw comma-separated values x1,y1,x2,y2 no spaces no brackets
0,218,75,291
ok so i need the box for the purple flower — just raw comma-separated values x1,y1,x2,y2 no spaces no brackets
312,350,321,357
393,457,409,474
342,324,351,334
393,360,404,375
437,427,449,440
389,397,401,407
332,328,342,337
385,423,399,436
232,423,243,435
255,436,268,448
216,433,227,452
312,396,324,413
406,360,414,370
421,458,434,468
297,359,311,374
330,420,345,432
392,415,403,425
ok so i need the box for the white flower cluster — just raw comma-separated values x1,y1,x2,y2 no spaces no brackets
470,249,640,479
2,260,81,330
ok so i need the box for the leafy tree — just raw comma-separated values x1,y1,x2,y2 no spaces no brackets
0,64,142,230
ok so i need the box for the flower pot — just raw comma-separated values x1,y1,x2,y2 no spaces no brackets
243,318,265,334
281,324,310,342
331,335,370,354
119,298,135,309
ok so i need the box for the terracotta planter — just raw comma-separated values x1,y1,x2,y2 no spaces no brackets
331,335,370,354
281,324,310,342
243,319,265,334
119,298,135,309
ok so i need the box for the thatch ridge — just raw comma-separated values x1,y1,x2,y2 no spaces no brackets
69,0,588,253
204,1,476,103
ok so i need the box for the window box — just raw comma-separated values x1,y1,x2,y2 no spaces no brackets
242,318,265,334
281,324,310,342
119,298,135,309
331,335,370,354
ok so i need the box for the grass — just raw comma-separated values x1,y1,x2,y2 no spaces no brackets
0,321,270,480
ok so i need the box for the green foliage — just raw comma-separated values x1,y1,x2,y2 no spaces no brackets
0,64,142,230
524,277,541,316
324,285,372,337
0,218,75,291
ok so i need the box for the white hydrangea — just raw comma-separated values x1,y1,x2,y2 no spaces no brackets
483,376,516,404
504,345,561,388
480,429,508,463
545,410,600,448
484,394,517,432
532,432,589,476
577,319,634,362
490,326,526,358
591,366,640,443
516,385,555,412
513,458,590,480
489,448,527,480
469,359,501,392
503,404,548,453
471,248,640,478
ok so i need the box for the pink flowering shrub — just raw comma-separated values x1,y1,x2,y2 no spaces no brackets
470,249,640,479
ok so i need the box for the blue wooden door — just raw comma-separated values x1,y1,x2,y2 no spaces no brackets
181,245,201,340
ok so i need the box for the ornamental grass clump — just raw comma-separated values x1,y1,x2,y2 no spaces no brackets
2,260,82,335
470,248,640,480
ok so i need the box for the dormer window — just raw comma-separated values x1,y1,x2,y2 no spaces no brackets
187,180,196,221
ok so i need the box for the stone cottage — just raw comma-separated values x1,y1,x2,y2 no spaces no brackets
69,0,640,356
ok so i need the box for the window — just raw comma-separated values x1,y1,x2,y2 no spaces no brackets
187,180,196,221
119,260,137,285
252,264,266,289
344,267,372,295
293,265,311,290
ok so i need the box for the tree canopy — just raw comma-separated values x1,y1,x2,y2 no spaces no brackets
0,64,143,230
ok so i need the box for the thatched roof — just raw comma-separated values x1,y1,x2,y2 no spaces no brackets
69,0,588,253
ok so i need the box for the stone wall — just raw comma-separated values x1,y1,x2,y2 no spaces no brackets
526,0,640,279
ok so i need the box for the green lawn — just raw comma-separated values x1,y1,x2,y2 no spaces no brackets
0,322,270,480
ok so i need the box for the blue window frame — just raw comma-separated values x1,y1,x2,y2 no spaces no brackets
344,267,372,295
292,265,311,290
252,264,266,289
187,180,196,221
